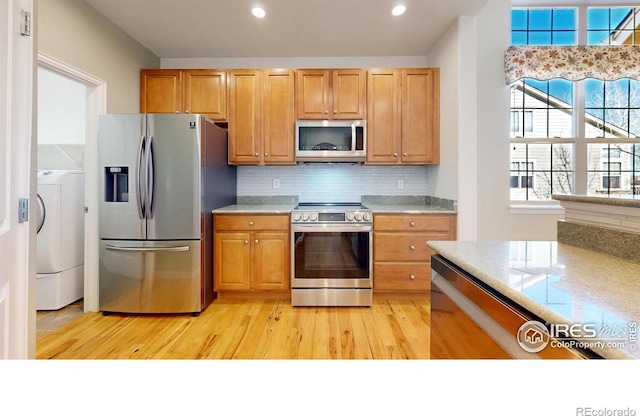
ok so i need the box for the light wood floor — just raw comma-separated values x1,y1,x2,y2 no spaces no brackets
36,297,431,359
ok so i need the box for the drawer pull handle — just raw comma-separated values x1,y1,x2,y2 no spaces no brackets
410,274,416,280
249,221,254,226
244,240,249,244
410,245,415,251
410,221,416,227
255,239,259,244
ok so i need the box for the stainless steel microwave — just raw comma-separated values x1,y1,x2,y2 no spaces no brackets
295,120,366,162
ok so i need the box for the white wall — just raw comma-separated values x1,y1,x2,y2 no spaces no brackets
162,56,429,69
37,0,160,113
475,0,562,240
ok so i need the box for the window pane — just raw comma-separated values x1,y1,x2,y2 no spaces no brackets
587,31,609,45
548,109,573,138
605,79,629,108
587,8,610,30
512,9,528,30
529,9,552,30
553,171,573,195
553,9,575,30
610,8,633,28
529,31,552,45
511,32,528,45
552,31,575,45
549,79,573,106
588,143,640,195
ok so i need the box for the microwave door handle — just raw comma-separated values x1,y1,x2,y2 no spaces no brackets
136,135,146,219
351,123,356,151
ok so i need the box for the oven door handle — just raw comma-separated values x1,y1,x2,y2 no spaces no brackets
291,224,372,233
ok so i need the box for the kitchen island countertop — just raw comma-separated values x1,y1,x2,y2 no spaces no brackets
427,240,640,359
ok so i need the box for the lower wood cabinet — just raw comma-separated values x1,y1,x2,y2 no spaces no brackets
214,214,290,292
373,214,456,292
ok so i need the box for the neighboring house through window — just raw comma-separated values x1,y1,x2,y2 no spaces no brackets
509,5,640,201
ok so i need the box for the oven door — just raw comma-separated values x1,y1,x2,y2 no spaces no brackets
291,224,372,289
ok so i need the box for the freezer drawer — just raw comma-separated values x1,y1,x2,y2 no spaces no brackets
99,240,203,313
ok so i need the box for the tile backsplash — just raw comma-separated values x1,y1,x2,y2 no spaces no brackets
238,164,428,203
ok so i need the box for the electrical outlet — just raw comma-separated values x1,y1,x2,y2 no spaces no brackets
273,179,280,189
397,179,404,189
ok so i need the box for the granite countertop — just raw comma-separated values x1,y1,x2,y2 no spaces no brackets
212,204,297,214
212,195,458,215
364,204,456,214
553,193,640,208
427,240,640,359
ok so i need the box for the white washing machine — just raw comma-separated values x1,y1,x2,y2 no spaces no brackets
36,170,85,310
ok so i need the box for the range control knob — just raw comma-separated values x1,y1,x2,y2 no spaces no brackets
363,212,372,222
355,212,363,221
302,213,310,221
310,213,318,221
346,212,355,222
293,212,301,222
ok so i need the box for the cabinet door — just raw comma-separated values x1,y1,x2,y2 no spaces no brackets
262,69,296,164
228,70,262,164
402,68,440,164
366,69,401,163
183,70,227,121
253,232,290,291
214,232,251,290
332,69,366,119
140,69,182,114
296,69,330,119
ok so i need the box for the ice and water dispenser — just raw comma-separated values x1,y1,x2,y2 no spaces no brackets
104,167,129,202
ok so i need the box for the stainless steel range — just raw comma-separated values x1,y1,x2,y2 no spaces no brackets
291,203,372,307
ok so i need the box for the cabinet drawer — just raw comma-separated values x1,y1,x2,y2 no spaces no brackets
374,233,437,262
374,263,430,291
374,214,453,232
214,214,290,231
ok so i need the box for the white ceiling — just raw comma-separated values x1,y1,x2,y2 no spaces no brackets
84,0,491,59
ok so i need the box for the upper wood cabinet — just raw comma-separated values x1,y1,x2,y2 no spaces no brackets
228,69,296,165
366,68,440,164
140,69,227,121
296,69,366,119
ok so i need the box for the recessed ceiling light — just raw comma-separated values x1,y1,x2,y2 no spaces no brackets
252,7,266,18
390,4,406,17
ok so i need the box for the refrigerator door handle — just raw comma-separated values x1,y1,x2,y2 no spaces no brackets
146,135,156,219
136,135,146,219
105,244,191,253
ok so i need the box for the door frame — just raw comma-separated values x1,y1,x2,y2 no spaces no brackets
37,52,106,312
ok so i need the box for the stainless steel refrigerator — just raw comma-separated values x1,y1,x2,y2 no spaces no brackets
98,114,236,314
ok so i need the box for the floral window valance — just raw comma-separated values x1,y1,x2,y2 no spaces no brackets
504,45,640,84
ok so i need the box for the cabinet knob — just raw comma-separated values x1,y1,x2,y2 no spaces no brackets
249,221,254,226
254,152,259,157
410,245,415,251
185,110,189,114
255,239,259,244
333,110,337,114
393,152,398,157
403,152,408,157
410,221,416,227
244,240,249,244
175,111,180,114
264,152,268,157
324,110,328,114
410,274,416,280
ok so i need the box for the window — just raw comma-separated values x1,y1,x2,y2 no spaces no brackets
510,5,640,201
